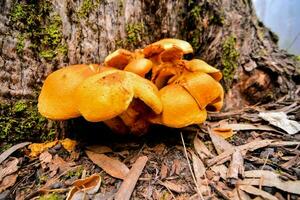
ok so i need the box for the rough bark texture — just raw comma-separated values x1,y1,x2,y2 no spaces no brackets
0,0,299,142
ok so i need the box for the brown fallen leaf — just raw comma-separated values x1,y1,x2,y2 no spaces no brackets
86,145,112,154
193,136,214,159
281,154,299,169
239,185,278,200
226,149,244,185
232,188,252,200
0,142,30,164
170,159,182,175
210,164,227,180
28,140,58,157
160,180,187,193
212,127,234,139
160,164,168,179
49,155,76,174
0,157,19,181
85,150,129,179
115,156,148,200
0,173,18,193
239,170,300,195
208,127,233,155
191,152,205,180
66,173,101,200
259,111,300,135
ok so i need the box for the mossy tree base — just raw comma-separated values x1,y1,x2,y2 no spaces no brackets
0,0,298,143
0,100,60,151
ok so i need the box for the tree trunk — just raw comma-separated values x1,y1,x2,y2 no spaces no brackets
0,0,299,142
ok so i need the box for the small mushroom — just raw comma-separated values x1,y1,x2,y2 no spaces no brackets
144,38,193,57
38,64,101,120
104,49,133,69
185,59,222,81
123,58,153,77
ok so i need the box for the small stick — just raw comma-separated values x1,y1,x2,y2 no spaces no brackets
115,156,148,200
180,132,204,200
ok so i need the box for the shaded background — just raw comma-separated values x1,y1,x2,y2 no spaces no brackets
253,0,300,55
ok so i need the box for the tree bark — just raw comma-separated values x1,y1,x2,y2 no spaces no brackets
0,0,299,141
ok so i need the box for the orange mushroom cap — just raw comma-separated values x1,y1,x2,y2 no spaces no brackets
75,70,162,122
38,64,101,120
185,59,222,81
124,58,153,77
144,38,193,57
150,84,207,128
175,72,223,110
104,49,133,69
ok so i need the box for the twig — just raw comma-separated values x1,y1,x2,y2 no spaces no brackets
115,156,148,200
180,132,204,200
0,142,31,164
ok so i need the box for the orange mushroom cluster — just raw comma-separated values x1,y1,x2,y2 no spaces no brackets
38,39,224,134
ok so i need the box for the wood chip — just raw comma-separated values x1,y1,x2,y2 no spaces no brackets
239,185,278,200
0,142,30,164
270,141,300,147
281,154,299,169
193,136,214,159
115,156,148,200
226,150,244,185
207,139,272,166
85,150,129,180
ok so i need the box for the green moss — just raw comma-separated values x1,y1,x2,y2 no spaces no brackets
77,0,101,18
13,101,27,112
38,193,64,200
118,0,124,16
190,5,201,19
221,35,239,89
78,0,93,18
126,23,143,45
0,101,58,148
65,166,83,179
184,2,225,53
16,34,25,54
10,0,67,61
116,23,144,49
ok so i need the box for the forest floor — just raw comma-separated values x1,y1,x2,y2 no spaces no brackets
0,96,300,200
